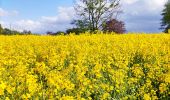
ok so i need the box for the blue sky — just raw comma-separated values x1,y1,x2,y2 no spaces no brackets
1,0,73,20
0,0,167,33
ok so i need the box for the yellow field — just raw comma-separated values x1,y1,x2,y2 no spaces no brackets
0,34,169,100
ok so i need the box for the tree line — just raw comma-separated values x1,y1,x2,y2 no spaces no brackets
0,24,33,35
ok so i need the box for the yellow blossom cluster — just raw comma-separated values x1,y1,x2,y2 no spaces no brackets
0,34,169,99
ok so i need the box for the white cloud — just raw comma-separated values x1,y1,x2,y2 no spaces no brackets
2,7,75,33
122,0,166,15
41,7,74,24
145,0,167,10
121,0,167,32
0,8,19,16
124,0,138,5
14,20,41,31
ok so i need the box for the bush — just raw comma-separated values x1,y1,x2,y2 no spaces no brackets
66,28,88,35
102,19,126,34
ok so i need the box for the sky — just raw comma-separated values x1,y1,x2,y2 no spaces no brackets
0,0,167,33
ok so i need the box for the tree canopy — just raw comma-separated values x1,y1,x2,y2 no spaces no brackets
0,24,33,35
74,0,121,32
102,19,125,33
161,1,170,33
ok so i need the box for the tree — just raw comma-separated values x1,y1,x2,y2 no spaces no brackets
22,30,32,35
74,0,121,32
71,19,89,30
161,1,170,33
46,31,66,35
0,25,31,35
0,24,3,34
46,31,53,35
66,28,86,35
102,19,125,33
3,28,12,35
55,31,66,35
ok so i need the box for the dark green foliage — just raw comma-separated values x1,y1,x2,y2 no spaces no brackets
0,24,3,34
3,28,22,35
55,31,66,35
22,30,32,35
161,1,170,33
71,20,90,30
66,28,88,35
0,24,33,35
68,20,90,35
46,31,66,35
46,31,53,35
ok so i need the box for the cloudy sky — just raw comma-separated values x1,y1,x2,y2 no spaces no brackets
0,0,167,33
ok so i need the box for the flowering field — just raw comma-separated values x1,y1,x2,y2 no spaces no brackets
0,34,169,100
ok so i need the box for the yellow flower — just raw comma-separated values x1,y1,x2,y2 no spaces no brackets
5,97,10,100
22,93,31,99
0,34,169,99
0,82,6,90
6,86,15,94
159,83,167,93
165,73,170,83
143,94,151,100
0,89,4,95
60,95,74,100
102,93,110,99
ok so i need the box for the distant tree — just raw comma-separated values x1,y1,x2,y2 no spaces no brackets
46,31,65,35
27,30,32,35
161,1,170,33
0,24,3,34
74,0,121,32
102,19,126,33
3,28,12,35
12,30,21,35
46,31,53,35
66,28,87,35
22,30,32,35
0,25,31,35
71,20,89,31
55,31,66,35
